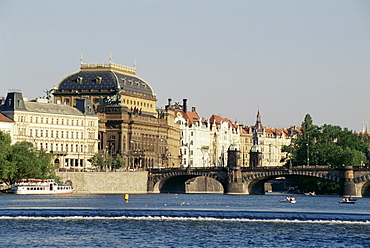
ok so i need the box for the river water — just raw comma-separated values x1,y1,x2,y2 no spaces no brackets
0,193,369,247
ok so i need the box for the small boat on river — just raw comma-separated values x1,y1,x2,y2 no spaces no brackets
304,192,316,196
9,179,73,195
339,197,356,204
280,196,296,203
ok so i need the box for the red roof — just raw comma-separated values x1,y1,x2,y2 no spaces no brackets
175,110,201,126
0,113,13,122
210,114,238,130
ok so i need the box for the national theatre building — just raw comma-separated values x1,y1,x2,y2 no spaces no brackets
53,59,180,169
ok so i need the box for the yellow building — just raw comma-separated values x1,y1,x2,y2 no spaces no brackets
53,59,180,169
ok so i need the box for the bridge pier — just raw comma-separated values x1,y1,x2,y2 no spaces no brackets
340,166,358,197
225,144,247,194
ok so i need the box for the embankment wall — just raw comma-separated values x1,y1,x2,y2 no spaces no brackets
57,172,148,194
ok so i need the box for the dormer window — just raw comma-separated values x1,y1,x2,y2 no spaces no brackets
76,76,83,84
95,76,102,84
121,78,127,84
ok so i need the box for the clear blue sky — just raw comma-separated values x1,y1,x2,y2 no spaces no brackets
1,0,370,131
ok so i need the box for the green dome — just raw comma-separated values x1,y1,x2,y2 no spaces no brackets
228,143,239,151
251,145,262,153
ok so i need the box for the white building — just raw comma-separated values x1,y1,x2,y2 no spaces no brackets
172,99,240,168
0,92,99,171
175,109,211,168
209,114,241,167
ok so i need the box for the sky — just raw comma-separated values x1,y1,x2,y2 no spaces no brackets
1,0,370,132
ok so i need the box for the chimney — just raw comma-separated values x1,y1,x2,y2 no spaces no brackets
192,107,196,113
182,99,187,113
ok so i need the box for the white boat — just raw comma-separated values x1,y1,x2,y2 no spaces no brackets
304,192,316,196
339,197,356,204
280,196,296,203
9,179,73,195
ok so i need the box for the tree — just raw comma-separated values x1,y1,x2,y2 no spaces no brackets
88,153,104,170
283,114,370,167
0,131,12,180
113,156,126,170
0,131,56,185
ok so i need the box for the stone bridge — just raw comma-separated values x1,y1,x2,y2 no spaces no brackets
147,165,370,197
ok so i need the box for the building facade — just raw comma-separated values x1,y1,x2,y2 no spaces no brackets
0,92,99,171
240,110,300,167
173,99,211,168
53,59,181,169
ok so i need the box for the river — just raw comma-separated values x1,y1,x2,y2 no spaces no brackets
0,193,369,247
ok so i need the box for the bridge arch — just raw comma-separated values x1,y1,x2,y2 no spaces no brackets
151,171,226,194
243,170,341,195
354,174,370,197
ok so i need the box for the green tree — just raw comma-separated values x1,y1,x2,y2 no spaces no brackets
0,131,12,181
88,153,104,170
0,131,56,185
283,114,370,167
113,156,126,170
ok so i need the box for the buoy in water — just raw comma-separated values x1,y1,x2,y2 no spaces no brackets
124,194,129,202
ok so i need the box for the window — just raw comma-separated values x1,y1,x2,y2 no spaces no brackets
40,130,43,137
45,130,48,137
30,129,33,136
76,76,83,84
81,132,83,139
51,130,53,137
61,131,64,138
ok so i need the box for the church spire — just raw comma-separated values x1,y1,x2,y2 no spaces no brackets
255,108,264,133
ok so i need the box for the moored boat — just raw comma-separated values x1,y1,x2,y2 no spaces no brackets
9,179,73,195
